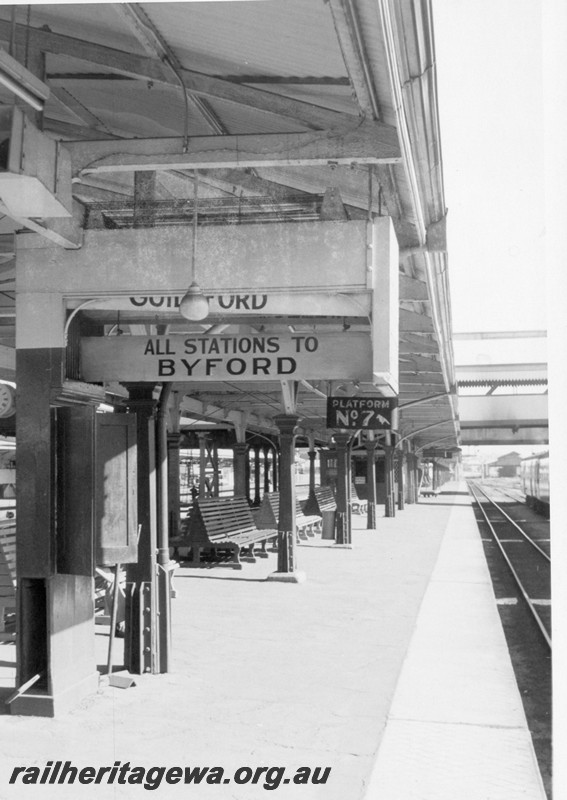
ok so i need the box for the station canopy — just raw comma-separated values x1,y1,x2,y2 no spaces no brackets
0,0,460,455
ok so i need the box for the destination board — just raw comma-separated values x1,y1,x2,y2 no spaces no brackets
80,332,373,383
68,291,371,317
326,396,398,429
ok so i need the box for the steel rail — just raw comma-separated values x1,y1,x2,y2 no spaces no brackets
468,482,551,650
483,484,526,505
471,482,550,562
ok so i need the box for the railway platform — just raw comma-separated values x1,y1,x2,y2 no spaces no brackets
0,483,547,799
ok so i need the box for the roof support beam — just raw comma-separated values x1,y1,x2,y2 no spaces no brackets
399,309,434,333
399,275,429,301
0,20,359,132
399,355,442,373
4,200,84,249
68,123,401,175
398,336,439,355
327,0,381,119
112,3,227,136
44,118,119,141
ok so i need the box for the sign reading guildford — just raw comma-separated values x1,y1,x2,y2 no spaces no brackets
80,332,372,383
326,396,398,429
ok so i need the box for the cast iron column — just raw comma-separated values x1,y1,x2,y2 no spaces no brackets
308,448,317,499
412,454,420,503
384,445,396,517
272,447,279,492
211,440,220,497
397,450,405,511
246,448,252,504
233,443,248,498
167,432,182,540
303,448,319,516
267,414,305,583
125,385,158,674
253,445,262,505
263,445,271,494
333,433,352,546
198,433,208,498
365,436,378,529
405,448,415,504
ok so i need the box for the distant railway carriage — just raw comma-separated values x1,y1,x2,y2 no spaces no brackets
520,452,549,514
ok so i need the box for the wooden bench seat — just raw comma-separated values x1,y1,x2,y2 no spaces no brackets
295,499,322,539
171,496,277,569
0,521,16,641
313,486,337,513
350,483,367,515
255,492,322,540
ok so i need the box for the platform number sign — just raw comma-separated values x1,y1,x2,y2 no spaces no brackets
326,396,398,430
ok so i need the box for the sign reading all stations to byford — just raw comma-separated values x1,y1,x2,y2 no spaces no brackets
80,332,373,383
326,396,398,430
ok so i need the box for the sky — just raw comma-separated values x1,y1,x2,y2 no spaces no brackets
433,0,546,365
433,1,548,459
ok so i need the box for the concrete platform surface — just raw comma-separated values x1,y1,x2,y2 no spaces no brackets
0,484,546,799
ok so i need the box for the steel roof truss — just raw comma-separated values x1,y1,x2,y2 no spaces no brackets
67,122,402,176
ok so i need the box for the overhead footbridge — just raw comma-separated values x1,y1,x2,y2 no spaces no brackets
455,333,547,445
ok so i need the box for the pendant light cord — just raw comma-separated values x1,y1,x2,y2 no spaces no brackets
192,170,199,282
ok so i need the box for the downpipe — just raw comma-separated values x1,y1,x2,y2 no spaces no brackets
156,382,174,672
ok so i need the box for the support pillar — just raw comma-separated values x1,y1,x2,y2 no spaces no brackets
156,384,175,674
253,445,262,506
233,443,248,499
365,434,378,529
384,443,396,518
308,447,317,497
246,448,252,504
267,414,305,583
14,347,99,715
124,386,158,675
263,445,271,494
272,447,279,492
167,433,182,541
333,433,353,547
396,450,405,511
411,454,420,503
303,447,320,516
211,441,220,497
198,433,208,499
432,460,439,492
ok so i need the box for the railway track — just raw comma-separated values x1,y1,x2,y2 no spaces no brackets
468,481,551,649
479,479,526,506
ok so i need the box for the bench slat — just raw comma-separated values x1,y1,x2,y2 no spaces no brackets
174,497,277,568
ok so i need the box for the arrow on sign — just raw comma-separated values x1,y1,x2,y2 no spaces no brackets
376,414,390,426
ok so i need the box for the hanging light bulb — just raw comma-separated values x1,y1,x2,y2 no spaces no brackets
179,170,210,321
179,280,210,321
